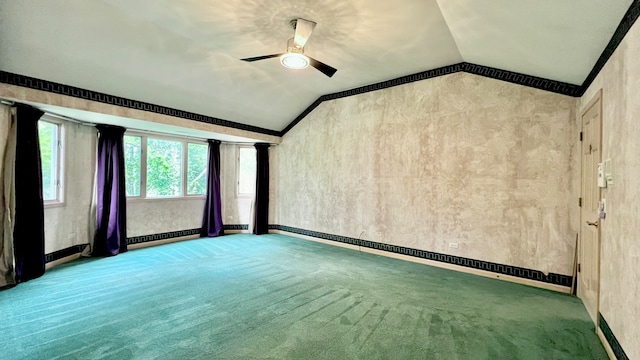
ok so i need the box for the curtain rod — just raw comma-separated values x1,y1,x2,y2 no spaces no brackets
1,98,278,146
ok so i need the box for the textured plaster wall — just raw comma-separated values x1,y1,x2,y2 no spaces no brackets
580,17,640,359
220,144,278,228
0,84,280,144
126,198,205,237
43,122,96,253
220,144,253,226
276,72,578,276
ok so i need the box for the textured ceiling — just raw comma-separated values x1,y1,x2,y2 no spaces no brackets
0,0,634,132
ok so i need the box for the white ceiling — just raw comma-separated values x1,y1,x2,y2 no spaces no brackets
0,0,634,133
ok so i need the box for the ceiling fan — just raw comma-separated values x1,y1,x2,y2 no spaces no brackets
241,18,337,78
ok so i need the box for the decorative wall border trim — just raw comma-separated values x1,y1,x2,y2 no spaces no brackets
280,63,465,135
461,63,582,97
280,0,639,135
269,224,572,287
279,62,582,135
580,0,640,94
126,228,201,245
599,314,630,360
0,71,280,137
224,224,248,230
2,1,637,137
45,244,89,263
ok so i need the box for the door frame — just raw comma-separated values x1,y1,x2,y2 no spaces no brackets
578,89,603,325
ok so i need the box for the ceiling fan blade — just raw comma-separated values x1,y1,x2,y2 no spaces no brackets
240,54,284,62
293,18,317,49
308,57,337,78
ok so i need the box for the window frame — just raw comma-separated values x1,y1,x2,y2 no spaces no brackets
39,116,65,207
124,131,207,201
236,145,256,197
185,142,209,197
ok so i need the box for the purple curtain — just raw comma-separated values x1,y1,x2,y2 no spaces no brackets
200,140,224,237
13,104,46,283
93,125,128,256
253,143,270,235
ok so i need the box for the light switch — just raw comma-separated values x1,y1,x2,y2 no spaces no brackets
597,163,606,188
604,158,613,186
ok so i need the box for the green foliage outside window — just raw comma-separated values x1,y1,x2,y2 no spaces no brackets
124,135,141,197
147,138,182,197
38,121,58,201
187,143,207,195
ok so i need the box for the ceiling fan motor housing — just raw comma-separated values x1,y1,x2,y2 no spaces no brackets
287,38,304,54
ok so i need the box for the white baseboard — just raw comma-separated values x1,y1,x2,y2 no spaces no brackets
45,253,83,269
224,229,250,234
597,327,617,360
128,234,200,250
270,229,571,294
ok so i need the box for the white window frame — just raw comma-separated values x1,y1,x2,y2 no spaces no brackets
125,131,207,201
185,142,209,197
40,116,65,207
237,145,256,197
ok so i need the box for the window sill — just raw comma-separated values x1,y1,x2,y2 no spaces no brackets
126,196,205,203
43,201,66,209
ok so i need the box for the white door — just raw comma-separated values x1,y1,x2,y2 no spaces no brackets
578,91,602,324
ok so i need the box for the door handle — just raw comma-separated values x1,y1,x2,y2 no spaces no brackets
586,220,599,228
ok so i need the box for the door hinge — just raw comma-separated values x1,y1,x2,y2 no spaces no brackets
578,197,582,207
579,132,583,141
577,263,581,273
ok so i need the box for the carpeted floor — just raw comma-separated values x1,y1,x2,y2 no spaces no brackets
0,233,607,359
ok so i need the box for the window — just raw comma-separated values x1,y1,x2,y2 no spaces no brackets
147,138,183,197
38,120,63,203
124,133,207,199
124,135,141,197
187,143,207,195
238,146,256,195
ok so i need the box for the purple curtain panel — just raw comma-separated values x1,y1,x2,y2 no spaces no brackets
201,140,224,237
93,125,128,256
13,104,46,283
253,143,270,235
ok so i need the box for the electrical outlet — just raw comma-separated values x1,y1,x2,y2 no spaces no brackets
449,242,459,249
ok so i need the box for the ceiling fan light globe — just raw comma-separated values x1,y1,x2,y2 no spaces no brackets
280,53,309,69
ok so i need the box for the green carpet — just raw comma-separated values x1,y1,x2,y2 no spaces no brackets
0,234,607,359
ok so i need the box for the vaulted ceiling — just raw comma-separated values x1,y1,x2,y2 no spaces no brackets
0,0,634,133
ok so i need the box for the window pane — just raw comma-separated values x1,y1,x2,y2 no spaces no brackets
238,147,256,195
38,121,58,201
146,138,182,197
124,135,141,196
187,143,207,195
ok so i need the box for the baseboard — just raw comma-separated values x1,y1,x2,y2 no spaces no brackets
599,314,630,360
270,228,571,294
45,253,83,269
598,328,618,360
127,228,201,245
224,229,251,234
44,244,89,269
128,234,200,250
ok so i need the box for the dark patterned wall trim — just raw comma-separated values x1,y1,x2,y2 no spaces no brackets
127,228,201,245
280,62,582,135
45,244,89,263
224,224,249,230
270,224,572,287
600,314,630,360
323,63,464,102
0,71,280,137
280,97,324,135
461,63,582,97
280,64,464,136
580,0,640,94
